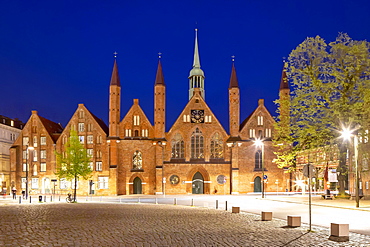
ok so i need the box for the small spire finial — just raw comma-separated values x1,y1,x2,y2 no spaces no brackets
231,55,235,62
113,51,118,58
158,52,162,59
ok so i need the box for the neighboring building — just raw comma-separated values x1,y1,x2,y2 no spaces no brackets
0,115,23,194
10,30,290,196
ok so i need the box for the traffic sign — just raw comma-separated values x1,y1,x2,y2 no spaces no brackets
263,175,267,180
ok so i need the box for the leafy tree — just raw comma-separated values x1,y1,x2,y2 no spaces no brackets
55,130,92,202
274,33,370,195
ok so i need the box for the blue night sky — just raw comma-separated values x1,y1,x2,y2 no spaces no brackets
1,1,370,131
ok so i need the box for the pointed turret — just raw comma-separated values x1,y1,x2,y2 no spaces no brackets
229,59,239,89
109,56,121,137
279,61,289,91
189,29,205,100
228,57,240,137
278,60,290,139
154,56,166,139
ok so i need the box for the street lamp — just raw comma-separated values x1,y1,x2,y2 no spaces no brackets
254,139,265,198
153,140,166,195
25,146,34,200
340,127,360,208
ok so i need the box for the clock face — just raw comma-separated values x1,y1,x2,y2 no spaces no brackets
191,110,204,123
170,175,180,185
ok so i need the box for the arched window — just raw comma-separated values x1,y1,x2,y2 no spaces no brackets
191,128,204,159
133,150,142,170
171,133,184,158
134,130,139,137
210,133,223,159
255,150,262,170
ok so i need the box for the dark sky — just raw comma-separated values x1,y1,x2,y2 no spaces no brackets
1,0,369,131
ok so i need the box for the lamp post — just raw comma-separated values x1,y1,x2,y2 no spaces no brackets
341,127,360,208
153,140,166,196
25,146,34,200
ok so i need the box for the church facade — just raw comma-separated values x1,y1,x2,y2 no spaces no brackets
10,30,290,196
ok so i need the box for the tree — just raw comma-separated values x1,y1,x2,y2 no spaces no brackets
55,129,92,202
274,33,370,195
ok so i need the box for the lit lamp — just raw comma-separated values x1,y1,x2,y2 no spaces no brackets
340,127,360,208
25,146,34,200
153,140,166,195
254,139,265,198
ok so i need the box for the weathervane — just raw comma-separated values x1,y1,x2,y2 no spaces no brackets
113,51,118,58
231,55,235,62
158,52,162,59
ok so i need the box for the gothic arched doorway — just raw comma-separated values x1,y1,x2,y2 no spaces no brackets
192,172,204,194
254,176,262,192
133,177,142,194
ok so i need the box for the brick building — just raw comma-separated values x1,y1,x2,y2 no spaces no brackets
10,30,289,196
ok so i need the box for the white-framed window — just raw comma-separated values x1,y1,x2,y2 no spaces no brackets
21,178,26,189
87,135,94,144
23,150,27,160
96,161,102,171
60,178,68,189
33,136,38,147
205,115,212,123
40,150,46,159
31,178,39,189
79,136,85,144
33,151,37,162
89,162,93,171
125,129,132,137
257,116,264,126
40,136,46,145
98,177,109,189
33,164,37,176
78,123,85,132
22,163,27,172
87,149,93,157
249,129,255,138
265,128,272,138
141,129,148,137
23,137,29,146
87,123,92,132
96,150,102,159
40,162,46,172
133,115,140,126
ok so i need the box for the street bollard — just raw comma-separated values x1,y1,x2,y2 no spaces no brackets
120,198,122,203
174,198,177,205
225,201,228,211
155,197,158,204
100,196,102,202
59,195,61,201
30,196,32,203
216,200,218,209
86,196,88,201
138,197,140,203
51,196,53,202
44,196,46,202
191,198,194,206
19,196,21,204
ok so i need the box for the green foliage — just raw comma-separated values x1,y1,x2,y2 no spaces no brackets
55,129,92,200
274,33,370,175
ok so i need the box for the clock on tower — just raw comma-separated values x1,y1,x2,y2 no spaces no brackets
191,110,204,123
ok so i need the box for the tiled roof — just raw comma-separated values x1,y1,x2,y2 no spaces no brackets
38,115,63,142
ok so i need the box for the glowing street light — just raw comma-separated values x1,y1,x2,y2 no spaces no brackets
254,138,265,198
340,127,360,208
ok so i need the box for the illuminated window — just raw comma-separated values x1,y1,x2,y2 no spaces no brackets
98,177,109,189
96,161,102,171
40,163,46,172
255,150,262,170
133,150,142,170
87,135,94,144
31,178,39,189
191,128,204,159
171,133,184,158
23,137,29,146
210,133,223,159
40,136,46,145
78,123,85,132
40,150,46,159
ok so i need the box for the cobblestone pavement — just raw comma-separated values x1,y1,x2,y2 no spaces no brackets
1,203,370,246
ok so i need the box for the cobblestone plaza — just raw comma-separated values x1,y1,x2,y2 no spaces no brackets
1,202,370,246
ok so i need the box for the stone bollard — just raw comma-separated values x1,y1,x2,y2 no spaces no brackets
232,207,240,213
261,211,273,221
287,215,301,227
330,223,349,242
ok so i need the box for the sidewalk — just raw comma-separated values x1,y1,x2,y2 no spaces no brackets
264,195,370,211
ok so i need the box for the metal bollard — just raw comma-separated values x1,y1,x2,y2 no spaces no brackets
59,195,61,201
191,198,194,206
30,196,32,203
86,196,88,201
51,196,53,202
155,197,158,204
174,198,177,205
138,197,140,203
120,198,122,203
44,196,46,202
100,196,102,202
216,200,218,209
19,196,21,204
225,201,228,211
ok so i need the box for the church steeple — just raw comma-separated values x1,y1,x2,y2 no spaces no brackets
228,57,240,137
154,55,166,139
189,29,205,100
109,55,121,137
